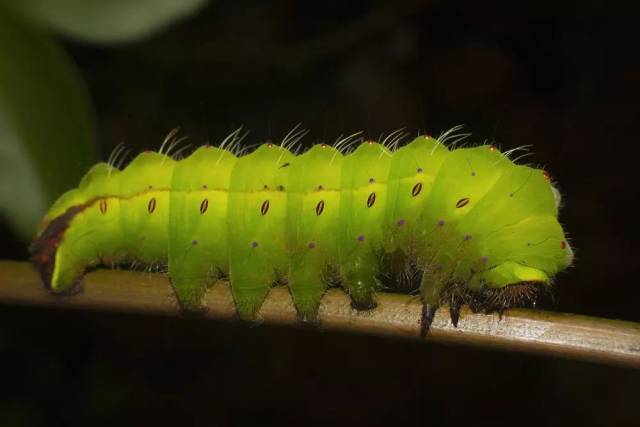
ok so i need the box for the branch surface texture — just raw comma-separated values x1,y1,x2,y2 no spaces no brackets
1,261,638,369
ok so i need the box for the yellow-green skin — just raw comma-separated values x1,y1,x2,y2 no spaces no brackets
33,136,573,321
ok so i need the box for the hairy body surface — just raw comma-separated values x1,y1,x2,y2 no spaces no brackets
30,129,573,332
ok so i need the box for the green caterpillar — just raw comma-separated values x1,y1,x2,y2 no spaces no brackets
30,127,573,333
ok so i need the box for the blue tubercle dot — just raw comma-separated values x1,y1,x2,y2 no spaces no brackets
251,241,259,248
437,219,445,227
397,219,406,226
464,234,472,241
481,256,489,264
357,235,365,242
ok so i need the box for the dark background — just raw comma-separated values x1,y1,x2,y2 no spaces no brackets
1,1,639,426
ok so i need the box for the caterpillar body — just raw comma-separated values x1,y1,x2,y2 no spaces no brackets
30,127,573,333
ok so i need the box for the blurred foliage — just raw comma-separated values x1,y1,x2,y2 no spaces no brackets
0,13,94,241
3,0,209,44
0,0,209,241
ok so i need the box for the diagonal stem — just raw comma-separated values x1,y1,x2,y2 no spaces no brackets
1,260,638,369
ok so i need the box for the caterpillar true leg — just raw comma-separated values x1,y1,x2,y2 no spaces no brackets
420,304,437,338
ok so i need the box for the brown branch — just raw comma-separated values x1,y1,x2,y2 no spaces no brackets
1,260,639,369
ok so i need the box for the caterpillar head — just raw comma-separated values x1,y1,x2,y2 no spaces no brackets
415,143,573,315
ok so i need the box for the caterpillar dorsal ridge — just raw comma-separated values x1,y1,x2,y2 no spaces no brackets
30,126,573,334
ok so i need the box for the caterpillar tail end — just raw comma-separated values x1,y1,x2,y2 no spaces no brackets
29,211,84,296
30,240,83,296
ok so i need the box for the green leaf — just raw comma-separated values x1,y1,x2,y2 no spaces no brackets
2,0,209,44
0,13,96,240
